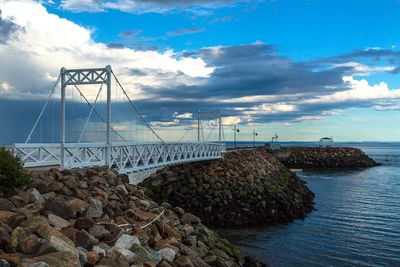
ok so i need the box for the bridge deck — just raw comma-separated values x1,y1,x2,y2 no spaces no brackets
11,142,226,173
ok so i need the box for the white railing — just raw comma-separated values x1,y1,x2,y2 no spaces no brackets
12,142,226,173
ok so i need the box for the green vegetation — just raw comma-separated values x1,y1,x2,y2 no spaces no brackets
0,147,31,187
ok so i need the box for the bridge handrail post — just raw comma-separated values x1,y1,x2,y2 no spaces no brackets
105,65,112,168
60,67,66,170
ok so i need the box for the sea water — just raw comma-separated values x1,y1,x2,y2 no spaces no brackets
220,142,400,266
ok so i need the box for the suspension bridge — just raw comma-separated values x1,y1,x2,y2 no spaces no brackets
10,66,226,173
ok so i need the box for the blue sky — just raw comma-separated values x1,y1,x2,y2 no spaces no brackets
1,0,400,143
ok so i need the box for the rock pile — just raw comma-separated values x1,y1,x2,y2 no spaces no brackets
140,148,314,227
280,147,379,169
0,167,262,267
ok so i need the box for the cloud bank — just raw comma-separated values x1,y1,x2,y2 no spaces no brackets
1,0,400,143
59,0,252,14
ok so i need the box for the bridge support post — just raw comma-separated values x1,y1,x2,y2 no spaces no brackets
197,110,200,142
60,68,66,170
218,110,222,143
105,65,112,168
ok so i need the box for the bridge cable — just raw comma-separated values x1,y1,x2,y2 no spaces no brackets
222,121,226,142
200,120,205,142
205,125,215,141
65,74,128,142
77,83,104,144
25,74,61,143
178,127,191,142
65,84,105,166
111,71,165,144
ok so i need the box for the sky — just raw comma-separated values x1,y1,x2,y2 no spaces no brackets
1,0,400,143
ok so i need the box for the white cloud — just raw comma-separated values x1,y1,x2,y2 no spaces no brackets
222,116,241,125
150,119,180,127
60,0,244,14
0,0,214,100
305,76,400,104
244,102,297,115
0,81,12,94
334,62,395,76
174,112,193,119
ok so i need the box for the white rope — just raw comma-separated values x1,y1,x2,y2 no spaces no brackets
140,210,165,229
25,75,61,143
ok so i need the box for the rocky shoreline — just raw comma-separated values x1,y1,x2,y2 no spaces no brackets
0,167,264,267
140,148,314,227
279,147,379,169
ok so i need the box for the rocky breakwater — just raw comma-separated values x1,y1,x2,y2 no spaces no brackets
140,148,314,227
280,147,379,169
0,167,260,267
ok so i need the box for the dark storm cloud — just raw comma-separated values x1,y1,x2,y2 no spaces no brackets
119,29,141,38
147,44,349,99
166,27,205,37
2,42,398,144
316,47,400,67
0,10,20,44
336,48,400,61
106,42,126,49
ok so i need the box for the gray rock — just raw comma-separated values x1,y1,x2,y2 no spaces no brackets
26,262,50,267
114,234,140,250
130,244,162,264
75,230,99,250
159,247,176,262
186,235,197,247
28,188,46,204
211,248,229,259
110,247,137,263
89,225,110,239
0,198,15,211
92,245,107,256
85,198,103,218
76,247,88,264
202,255,217,264
182,213,201,224
139,200,151,210
48,214,70,229
116,184,128,196
45,197,74,219
0,259,10,267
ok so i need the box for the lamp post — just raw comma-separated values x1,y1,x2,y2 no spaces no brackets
233,125,240,149
252,130,258,147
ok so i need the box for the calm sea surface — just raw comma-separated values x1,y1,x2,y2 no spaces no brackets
220,142,400,266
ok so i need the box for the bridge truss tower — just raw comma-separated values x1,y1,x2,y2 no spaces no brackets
60,66,113,168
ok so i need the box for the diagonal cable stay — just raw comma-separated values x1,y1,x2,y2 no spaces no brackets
65,73,128,142
111,71,165,144
25,75,61,143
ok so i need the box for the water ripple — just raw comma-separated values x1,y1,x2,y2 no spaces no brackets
220,144,400,266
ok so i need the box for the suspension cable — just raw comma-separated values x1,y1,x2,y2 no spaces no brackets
178,127,191,142
65,73,127,142
200,120,204,143
77,83,104,144
222,120,226,142
25,75,61,143
205,125,215,141
111,71,165,144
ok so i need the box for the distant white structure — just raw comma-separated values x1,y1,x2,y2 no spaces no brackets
319,137,334,147
265,133,280,151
